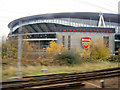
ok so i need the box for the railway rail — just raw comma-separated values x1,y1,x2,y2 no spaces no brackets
1,67,120,90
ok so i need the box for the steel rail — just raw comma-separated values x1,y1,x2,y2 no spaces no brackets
2,67,120,89
2,73,119,89
22,67,120,78
24,82,85,90
2,67,120,84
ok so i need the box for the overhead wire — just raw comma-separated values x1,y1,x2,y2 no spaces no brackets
95,0,118,10
74,0,118,13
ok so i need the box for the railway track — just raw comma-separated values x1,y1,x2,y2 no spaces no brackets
1,67,120,90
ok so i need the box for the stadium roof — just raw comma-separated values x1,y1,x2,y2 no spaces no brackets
8,12,119,29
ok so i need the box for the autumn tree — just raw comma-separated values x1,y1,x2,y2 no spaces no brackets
2,37,32,59
46,40,67,57
1,38,18,59
118,48,120,55
22,41,33,59
88,40,109,59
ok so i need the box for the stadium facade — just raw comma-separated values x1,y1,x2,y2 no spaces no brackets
8,12,120,54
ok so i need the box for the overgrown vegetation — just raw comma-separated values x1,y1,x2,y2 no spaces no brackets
2,38,18,59
55,50,81,65
2,38,35,59
46,40,66,57
2,62,118,79
46,40,110,65
1,38,119,79
105,55,120,62
117,48,120,55
88,40,109,59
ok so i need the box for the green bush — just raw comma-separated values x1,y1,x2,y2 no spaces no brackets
106,55,120,62
54,50,81,65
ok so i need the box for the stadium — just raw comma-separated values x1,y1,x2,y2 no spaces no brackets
8,12,120,54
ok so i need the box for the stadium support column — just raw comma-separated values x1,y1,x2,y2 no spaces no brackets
17,24,22,76
98,12,106,27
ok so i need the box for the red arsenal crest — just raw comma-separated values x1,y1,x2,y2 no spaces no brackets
81,37,91,49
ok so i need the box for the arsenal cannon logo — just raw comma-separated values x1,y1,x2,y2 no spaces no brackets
81,37,91,49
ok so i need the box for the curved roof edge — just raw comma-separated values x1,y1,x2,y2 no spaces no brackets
8,12,119,29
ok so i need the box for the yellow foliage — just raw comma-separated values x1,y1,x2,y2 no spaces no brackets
2,38,32,59
75,48,81,56
118,48,120,55
22,41,32,51
88,39,109,59
46,40,67,56
22,41,32,58
81,49,90,59
3,39,18,59
80,39,109,60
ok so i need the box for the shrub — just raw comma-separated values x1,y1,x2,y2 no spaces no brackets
88,40,109,59
118,48,120,55
106,55,120,62
54,50,81,65
46,40,67,57
81,49,90,60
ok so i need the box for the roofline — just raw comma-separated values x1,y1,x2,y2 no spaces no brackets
8,12,119,29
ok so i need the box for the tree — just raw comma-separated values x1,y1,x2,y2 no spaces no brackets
88,39,109,59
1,38,18,59
118,48,120,55
22,41,32,59
46,40,66,57
2,37,32,59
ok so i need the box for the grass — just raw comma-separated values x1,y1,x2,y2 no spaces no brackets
2,61,118,79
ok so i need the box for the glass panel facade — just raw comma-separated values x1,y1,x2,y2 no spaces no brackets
115,34,120,54
115,34,120,40
23,34,56,39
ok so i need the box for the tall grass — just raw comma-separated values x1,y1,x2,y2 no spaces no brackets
2,61,118,79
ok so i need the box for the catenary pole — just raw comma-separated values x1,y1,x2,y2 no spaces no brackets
17,22,22,76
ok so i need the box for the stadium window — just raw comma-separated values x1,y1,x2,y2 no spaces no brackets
59,19,61,24
68,35,71,50
73,22,75,26
103,36,109,48
62,36,65,47
58,19,60,23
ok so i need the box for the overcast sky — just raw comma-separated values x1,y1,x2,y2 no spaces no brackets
0,0,119,39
